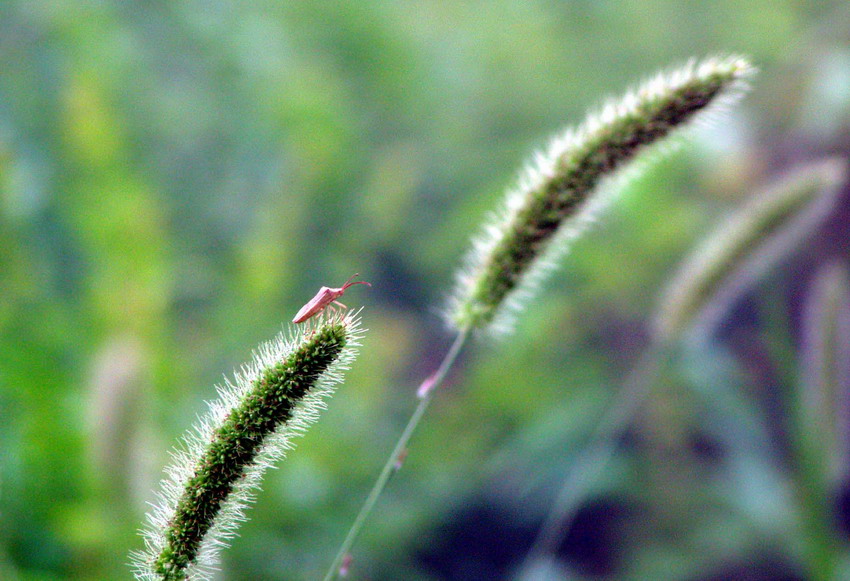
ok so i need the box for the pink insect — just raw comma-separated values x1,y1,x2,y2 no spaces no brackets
292,273,371,324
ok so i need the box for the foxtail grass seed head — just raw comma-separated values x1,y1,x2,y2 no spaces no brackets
88,335,147,501
800,260,850,480
448,56,754,334
652,158,847,341
131,312,364,581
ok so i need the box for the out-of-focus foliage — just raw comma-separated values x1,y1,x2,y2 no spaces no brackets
1,1,849,580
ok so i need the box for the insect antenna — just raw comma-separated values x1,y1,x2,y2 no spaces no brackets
341,273,371,290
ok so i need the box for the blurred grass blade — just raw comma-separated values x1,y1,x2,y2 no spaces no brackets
653,158,847,341
799,260,850,481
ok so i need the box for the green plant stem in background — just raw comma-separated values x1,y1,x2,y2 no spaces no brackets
788,262,850,581
789,435,842,581
515,346,668,580
799,261,850,479
324,327,470,581
518,159,847,577
132,314,363,581
326,56,752,580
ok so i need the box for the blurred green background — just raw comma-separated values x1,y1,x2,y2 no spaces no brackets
2,1,850,580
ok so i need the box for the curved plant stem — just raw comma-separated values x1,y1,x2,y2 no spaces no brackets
324,327,471,581
516,344,669,579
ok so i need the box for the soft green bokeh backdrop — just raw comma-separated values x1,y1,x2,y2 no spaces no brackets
2,2,849,579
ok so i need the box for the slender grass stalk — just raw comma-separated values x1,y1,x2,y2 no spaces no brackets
516,347,667,579
790,261,850,581
131,313,364,581
328,56,752,580
518,158,847,578
799,260,850,479
324,327,470,581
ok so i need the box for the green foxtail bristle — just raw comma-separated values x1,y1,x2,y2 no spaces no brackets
449,56,755,334
131,312,364,581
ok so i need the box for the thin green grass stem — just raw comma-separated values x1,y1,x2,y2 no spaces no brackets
516,344,669,579
759,287,842,581
324,327,471,581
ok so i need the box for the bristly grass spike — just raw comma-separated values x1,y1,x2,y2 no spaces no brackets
292,273,371,324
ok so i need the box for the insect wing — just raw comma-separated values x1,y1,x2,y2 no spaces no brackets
292,287,337,323
292,277,368,324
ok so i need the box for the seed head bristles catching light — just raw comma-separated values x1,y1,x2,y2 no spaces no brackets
130,311,364,581
652,158,846,342
448,56,754,335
